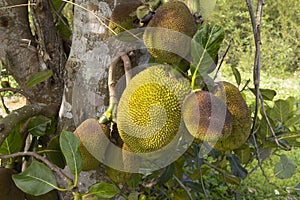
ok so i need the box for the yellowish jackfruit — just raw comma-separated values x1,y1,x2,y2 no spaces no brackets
213,81,252,151
182,91,232,142
74,119,110,171
109,1,142,35
117,65,191,153
143,1,197,68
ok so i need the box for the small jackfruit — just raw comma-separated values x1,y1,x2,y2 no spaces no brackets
109,1,142,35
143,1,197,69
213,81,252,151
117,65,191,153
74,119,110,171
182,91,232,142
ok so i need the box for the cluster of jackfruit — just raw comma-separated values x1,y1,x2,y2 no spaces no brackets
182,81,252,151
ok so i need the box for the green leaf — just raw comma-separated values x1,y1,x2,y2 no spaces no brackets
136,5,150,20
85,182,119,199
158,163,175,185
295,183,300,196
26,70,53,88
226,154,248,179
190,24,224,89
234,145,251,164
27,115,53,137
200,0,217,20
249,88,277,101
269,99,292,122
222,173,241,185
0,124,22,155
231,67,241,86
60,130,82,175
274,154,296,179
12,161,57,196
46,135,66,169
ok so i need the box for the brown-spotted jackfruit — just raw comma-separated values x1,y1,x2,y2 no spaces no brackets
143,1,197,69
213,81,252,151
74,119,110,171
109,1,142,35
182,91,232,142
117,65,191,153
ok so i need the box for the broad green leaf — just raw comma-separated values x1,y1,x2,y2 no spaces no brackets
249,88,277,101
200,0,217,20
234,145,251,164
269,99,292,122
0,125,22,155
12,161,57,196
128,192,140,200
26,70,53,88
184,0,201,14
226,154,248,179
136,5,150,20
285,115,300,128
222,173,241,185
184,181,204,193
60,130,82,175
274,154,296,179
85,182,119,199
27,115,53,137
46,135,66,169
158,163,175,185
191,24,224,75
231,67,241,86
190,25,224,89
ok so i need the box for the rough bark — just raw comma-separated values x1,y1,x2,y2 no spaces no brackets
0,0,65,110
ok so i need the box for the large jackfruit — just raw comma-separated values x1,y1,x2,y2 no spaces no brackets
73,119,110,171
117,65,191,153
143,1,197,69
182,91,232,142
109,1,142,35
213,81,252,151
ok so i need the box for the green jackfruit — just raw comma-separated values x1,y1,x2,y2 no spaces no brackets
109,1,142,35
182,91,232,142
143,1,197,69
117,65,191,153
213,81,252,151
74,119,110,171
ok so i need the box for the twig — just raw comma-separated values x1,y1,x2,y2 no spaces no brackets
99,52,132,124
213,38,233,80
198,168,208,198
0,94,10,114
259,94,291,151
173,175,193,200
0,151,72,187
120,54,132,85
0,87,33,104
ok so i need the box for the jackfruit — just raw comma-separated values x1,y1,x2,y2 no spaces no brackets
117,65,191,153
105,143,136,184
143,1,197,70
74,119,110,171
213,81,252,151
182,91,232,142
0,168,25,200
109,1,142,35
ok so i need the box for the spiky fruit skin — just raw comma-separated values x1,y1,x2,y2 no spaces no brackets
0,168,25,200
182,91,232,142
109,1,142,35
213,81,252,151
143,1,197,68
117,65,191,153
74,119,110,171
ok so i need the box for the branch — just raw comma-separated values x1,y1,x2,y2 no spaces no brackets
0,87,34,104
0,104,47,145
0,151,72,187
